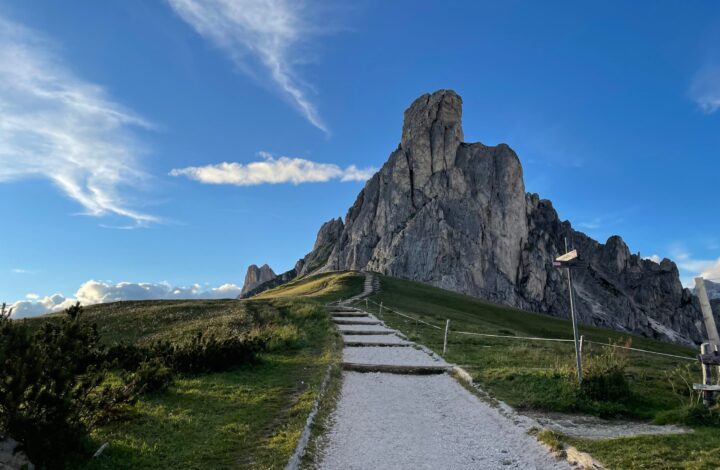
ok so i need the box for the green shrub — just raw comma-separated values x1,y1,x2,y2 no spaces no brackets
105,341,147,370
131,358,174,393
153,332,265,374
656,364,720,425
0,303,138,469
578,340,631,402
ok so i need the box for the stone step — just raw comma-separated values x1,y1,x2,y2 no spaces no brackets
343,341,412,347
342,362,450,374
330,312,369,317
341,330,395,335
333,319,382,325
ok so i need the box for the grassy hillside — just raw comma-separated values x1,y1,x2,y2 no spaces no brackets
355,274,719,469
25,272,362,470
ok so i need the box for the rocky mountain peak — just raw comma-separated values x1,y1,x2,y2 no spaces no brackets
241,263,276,296
401,90,464,187
273,89,709,345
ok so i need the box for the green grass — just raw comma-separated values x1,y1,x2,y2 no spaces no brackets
25,271,361,469
362,274,695,419
253,271,362,301
563,428,720,469
355,274,720,469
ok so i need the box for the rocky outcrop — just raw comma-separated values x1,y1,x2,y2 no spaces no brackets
241,264,276,297
298,218,344,276
697,279,720,300
279,90,709,344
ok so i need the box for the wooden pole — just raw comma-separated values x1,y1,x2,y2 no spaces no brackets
379,301,383,316
443,319,450,355
565,238,583,385
579,335,584,357
365,298,368,310
701,343,715,406
695,277,720,349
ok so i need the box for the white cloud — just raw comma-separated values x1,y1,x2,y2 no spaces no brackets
10,294,76,319
700,258,720,283
666,244,720,287
167,0,329,133
670,246,716,274
0,16,157,225
170,151,375,185
644,254,662,264
340,165,376,182
10,280,244,318
690,64,720,114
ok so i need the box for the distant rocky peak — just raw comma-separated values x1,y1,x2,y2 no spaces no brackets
697,279,720,300
241,263,277,296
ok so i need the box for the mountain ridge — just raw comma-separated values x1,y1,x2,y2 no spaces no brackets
244,90,709,345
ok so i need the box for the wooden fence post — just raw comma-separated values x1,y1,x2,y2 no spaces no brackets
579,335,584,357
443,320,450,355
701,343,715,407
379,302,383,316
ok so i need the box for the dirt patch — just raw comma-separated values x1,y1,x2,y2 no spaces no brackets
523,411,691,439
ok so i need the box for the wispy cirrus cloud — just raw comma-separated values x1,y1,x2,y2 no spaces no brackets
11,268,34,274
0,16,157,225
167,0,330,134
170,151,375,186
690,64,720,114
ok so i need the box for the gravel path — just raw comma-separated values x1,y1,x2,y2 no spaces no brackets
319,373,569,469
312,272,566,469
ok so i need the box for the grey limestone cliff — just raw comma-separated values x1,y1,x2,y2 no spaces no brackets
280,90,709,344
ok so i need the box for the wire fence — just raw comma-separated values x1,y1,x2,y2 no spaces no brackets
360,298,697,362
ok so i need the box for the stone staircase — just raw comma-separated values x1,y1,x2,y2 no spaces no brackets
329,272,450,375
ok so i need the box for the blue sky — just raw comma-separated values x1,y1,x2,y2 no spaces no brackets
1,0,719,316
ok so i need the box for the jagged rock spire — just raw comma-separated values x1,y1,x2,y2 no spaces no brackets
401,90,464,188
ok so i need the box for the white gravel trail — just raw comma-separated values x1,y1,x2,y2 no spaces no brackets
319,373,569,470
317,272,566,469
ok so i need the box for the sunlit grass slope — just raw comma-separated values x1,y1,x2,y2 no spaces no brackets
252,271,363,300
27,271,362,470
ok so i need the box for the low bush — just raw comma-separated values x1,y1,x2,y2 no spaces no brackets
152,332,265,374
130,358,174,393
0,303,139,469
655,363,720,425
579,340,631,402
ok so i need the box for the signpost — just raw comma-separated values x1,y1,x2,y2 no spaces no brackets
693,277,720,405
555,241,583,385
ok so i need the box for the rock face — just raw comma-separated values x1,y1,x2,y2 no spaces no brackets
283,90,710,345
698,279,720,300
241,264,276,297
298,218,345,276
